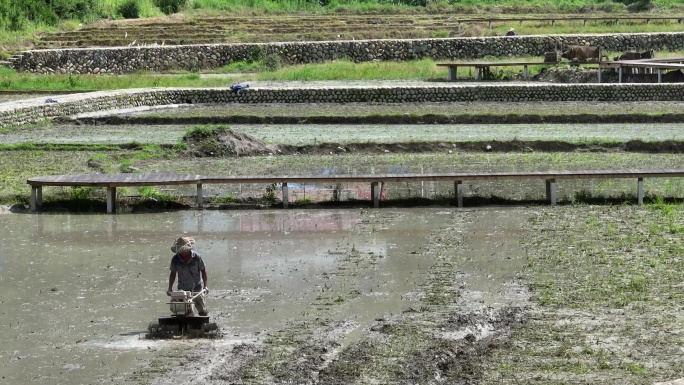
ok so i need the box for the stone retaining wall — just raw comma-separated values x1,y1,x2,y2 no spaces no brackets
11,32,684,75
2,84,684,127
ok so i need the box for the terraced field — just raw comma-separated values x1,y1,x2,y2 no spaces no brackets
5,6,684,384
34,12,684,48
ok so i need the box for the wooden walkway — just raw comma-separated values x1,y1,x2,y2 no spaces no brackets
27,170,684,213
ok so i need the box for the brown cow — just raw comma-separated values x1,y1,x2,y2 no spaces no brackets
561,45,606,62
613,49,655,61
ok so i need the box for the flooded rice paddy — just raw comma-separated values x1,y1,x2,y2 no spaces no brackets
103,101,684,118
6,123,684,145
0,208,525,384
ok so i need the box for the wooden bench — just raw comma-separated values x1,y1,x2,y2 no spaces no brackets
437,61,562,81
600,60,684,83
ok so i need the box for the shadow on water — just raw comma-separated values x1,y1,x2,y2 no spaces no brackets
20,194,678,215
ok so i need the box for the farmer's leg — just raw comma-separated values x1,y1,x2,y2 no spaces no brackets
193,293,208,315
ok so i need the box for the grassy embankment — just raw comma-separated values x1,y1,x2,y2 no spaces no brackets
3,48,684,92
482,204,684,383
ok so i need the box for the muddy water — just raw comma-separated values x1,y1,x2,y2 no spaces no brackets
0,208,527,384
7,123,684,145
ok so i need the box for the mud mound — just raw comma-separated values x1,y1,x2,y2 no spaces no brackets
184,127,279,157
534,66,599,83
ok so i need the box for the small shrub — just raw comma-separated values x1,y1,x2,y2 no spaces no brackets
118,0,142,19
216,194,236,203
262,184,277,204
69,186,93,200
263,53,283,71
138,186,173,200
119,159,132,172
248,46,266,63
154,0,188,15
185,124,228,138
65,74,83,89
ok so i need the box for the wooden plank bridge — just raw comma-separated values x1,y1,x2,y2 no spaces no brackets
26,170,684,213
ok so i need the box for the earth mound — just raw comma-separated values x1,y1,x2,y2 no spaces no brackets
534,66,599,83
183,127,279,157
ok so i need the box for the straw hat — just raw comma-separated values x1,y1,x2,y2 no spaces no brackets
508,28,514,32
171,236,195,253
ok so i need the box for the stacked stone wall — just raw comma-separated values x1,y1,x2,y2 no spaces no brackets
11,33,684,74
2,84,684,127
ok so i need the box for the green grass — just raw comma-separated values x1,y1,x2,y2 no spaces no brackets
490,204,684,383
0,67,245,91
255,58,443,81
4,48,684,92
0,143,120,151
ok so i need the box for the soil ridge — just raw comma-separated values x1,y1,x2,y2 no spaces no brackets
181,129,684,156
70,113,684,126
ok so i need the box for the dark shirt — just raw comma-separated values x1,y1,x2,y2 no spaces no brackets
506,31,516,36
170,251,206,291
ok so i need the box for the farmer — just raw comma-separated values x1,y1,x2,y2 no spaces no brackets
506,27,516,36
167,236,209,316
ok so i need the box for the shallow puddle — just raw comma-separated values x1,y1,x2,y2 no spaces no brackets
0,207,528,384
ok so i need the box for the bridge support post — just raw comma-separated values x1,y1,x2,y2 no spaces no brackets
546,179,557,206
30,186,42,211
282,183,289,209
371,182,379,208
523,65,529,80
448,66,456,81
657,68,663,83
197,183,203,208
454,180,463,208
618,67,623,83
106,187,116,214
637,178,644,205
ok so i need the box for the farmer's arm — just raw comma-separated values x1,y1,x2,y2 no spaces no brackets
201,268,208,293
167,271,176,294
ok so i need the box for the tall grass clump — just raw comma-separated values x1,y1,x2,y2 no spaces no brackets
0,0,101,31
117,0,142,18
154,0,188,14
